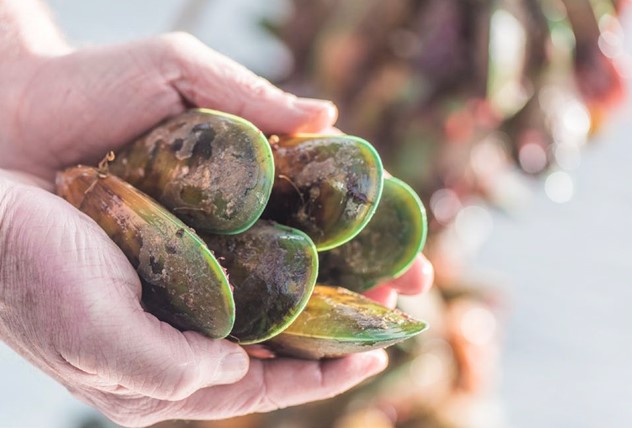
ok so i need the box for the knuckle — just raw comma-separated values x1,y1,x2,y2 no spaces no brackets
127,373,178,400
237,74,274,99
226,73,279,117
160,372,199,400
151,32,207,82
166,354,204,399
138,351,200,400
158,31,201,53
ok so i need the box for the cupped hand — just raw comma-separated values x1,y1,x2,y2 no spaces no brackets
0,32,337,181
0,32,430,426
0,170,386,427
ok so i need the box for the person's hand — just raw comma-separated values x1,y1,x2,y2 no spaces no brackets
0,32,431,426
0,170,388,427
0,32,338,180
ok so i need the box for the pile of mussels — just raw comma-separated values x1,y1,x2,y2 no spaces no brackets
55,109,428,359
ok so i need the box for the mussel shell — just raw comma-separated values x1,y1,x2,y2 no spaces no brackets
56,166,235,339
318,177,427,292
266,285,427,359
110,108,274,234
264,134,383,251
202,221,318,344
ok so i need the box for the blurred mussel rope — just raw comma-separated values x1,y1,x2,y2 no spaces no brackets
117,1,628,428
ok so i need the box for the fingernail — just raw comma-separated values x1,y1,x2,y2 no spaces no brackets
293,98,338,124
220,350,250,380
359,350,389,377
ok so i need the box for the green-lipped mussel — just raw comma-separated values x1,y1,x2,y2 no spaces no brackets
263,134,383,251
266,285,427,359
56,166,235,339
109,109,274,234
201,221,318,344
318,177,427,292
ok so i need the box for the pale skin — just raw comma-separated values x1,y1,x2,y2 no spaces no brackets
0,1,434,426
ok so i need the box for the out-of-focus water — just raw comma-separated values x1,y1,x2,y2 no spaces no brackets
1,2,631,427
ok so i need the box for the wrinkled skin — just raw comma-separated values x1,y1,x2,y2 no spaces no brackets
0,2,433,426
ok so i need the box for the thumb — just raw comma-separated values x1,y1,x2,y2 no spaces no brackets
90,306,250,400
0,177,250,402
54,226,251,401
151,32,338,134
48,186,252,401
10,33,337,179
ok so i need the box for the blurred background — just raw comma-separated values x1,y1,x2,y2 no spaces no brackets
1,1,631,427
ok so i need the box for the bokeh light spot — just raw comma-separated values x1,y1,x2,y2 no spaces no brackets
544,171,574,203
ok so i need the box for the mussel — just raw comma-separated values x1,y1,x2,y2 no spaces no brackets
263,134,383,251
110,109,275,234
266,285,427,359
202,221,318,344
318,177,427,292
56,166,235,339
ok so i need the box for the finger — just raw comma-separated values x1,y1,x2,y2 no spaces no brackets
5,184,251,403
58,204,251,399
169,350,388,421
379,254,434,295
14,34,338,179
363,285,398,308
156,32,338,134
74,303,250,401
320,126,345,135
13,43,187,178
